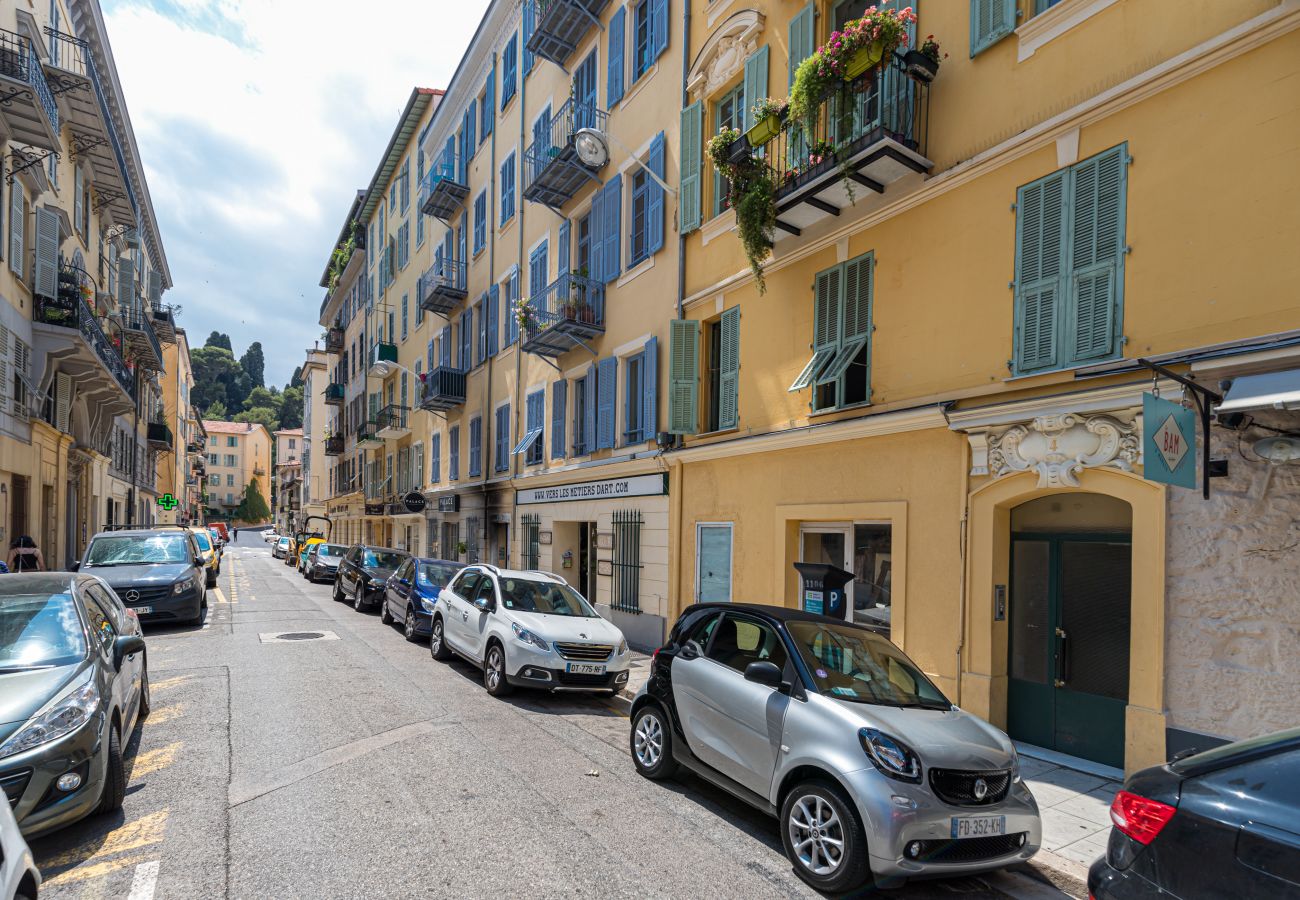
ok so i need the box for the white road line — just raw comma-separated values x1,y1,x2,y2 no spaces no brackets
127,860,160,900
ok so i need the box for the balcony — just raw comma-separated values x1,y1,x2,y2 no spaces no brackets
525,0,611,70
419,154,469,224
419,366,467,412
418,258,467,316
147,421,173,451
0,29,59,151
40,29,136,222
357,422,381,447
523,99,608,211
120,306,164,373
368,342,397,376
520,272,606,357
324,382,345,406
751,58,930,242
151,305,177,344
374,404,411,439
325,326,345,353
324,434,345,456
32,293,135,417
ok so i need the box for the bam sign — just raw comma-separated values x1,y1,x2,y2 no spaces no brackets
1143,393,1196,489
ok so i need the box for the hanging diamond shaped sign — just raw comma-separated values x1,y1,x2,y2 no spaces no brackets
1143,393,1196,489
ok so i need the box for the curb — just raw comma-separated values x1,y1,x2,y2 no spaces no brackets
1022,849,1091,898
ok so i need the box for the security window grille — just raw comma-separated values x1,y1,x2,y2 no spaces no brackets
611,509,643,614
522,514,540,569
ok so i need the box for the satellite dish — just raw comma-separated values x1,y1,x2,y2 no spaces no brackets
574,128,609,168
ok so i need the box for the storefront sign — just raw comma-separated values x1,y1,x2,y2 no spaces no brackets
515,473,667,505
437,495,459,512
1143,393,1196,489
402,491,427,514
364,502,384,516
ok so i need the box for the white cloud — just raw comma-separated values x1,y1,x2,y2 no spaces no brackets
102,0,488,386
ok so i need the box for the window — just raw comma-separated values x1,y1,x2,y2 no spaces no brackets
475,296,487,364
501,33,518,107
576,213,591,276
504,269,520,346
209,474,219,486
521,514,540,569
226,474,235,487
289,438,297,449
791,255,872,413
624,353,643,443
449,425,460,480
528,240,548,305
971,0,1017,56
572,375,589,455
514,390,544,466
500,154,516,225
707,613,788,674
696,523,733,602
468,416,482,477
630,169,649,266
208,453,218,465
227,436,238,447
712,83,745,216
480,68,494,140
494,404,511,472
1013,145,1128,374
401,294,409,340
473,191,486,254
633,0,652,79
224,454,237,467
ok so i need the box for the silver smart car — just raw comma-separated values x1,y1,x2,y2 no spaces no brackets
630,603,1041,893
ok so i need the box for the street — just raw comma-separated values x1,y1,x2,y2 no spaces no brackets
21,532,1079,899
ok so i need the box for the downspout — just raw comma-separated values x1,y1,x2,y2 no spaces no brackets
482,50,499,565
512,41,529,563
676,0,690,323
946,402,971,708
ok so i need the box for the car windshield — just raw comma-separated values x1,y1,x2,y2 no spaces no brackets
316,544,346,558
417,563,459,589
194,532,212,552
86,534,191,566
0,593,86,670
278,538,290,546
362,550,404,570
498,578,598,617
786,620,949,709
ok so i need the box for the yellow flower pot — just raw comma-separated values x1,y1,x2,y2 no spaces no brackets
745,114,783,148
845,40,885,80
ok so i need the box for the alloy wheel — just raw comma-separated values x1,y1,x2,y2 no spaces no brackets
486,647,503,691
430,620,443,655
788,793,846,877
404,608,417,640
633,711,664,768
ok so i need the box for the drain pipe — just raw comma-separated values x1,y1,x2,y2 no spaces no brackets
512,38,529,565
944,401,971,708
481,50,499,566
676,0,690,322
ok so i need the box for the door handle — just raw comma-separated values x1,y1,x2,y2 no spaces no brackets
1055,627,1070,687
462,611,469,622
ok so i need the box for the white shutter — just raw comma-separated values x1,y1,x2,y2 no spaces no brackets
117,257,135,311
34,207,59,299
8,183,23,277
55,372,71,433
148,269,162,307
74,168,83,235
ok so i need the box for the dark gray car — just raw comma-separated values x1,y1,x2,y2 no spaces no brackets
76,527,207,625
304,543,347,583
0,573,148,838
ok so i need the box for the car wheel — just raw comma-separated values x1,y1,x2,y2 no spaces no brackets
96,722,126,815
430,616,452,661
332,580,344,602
138,659,151,719
484,642,512,697
187,599,204,626
630,705,678,780
379,597,394,625
780,781,871,894
353,585,367,612
404,606,420,642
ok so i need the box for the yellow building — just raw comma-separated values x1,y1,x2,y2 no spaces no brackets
299,347,330,530
667,0,1300,772
273,427,303,533
202,421,271,524
0,0,174,566
156,327,202,525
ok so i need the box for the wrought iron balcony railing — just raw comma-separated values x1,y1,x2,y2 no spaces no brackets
151,304,177,344
374,404,411,439
324,382,345,406
324,434,345,456
418,258,467,316
524,0,611,70
520,272,606,357
120,307,164,373
0,28,59,151
419,153,469,224
523,98,608,211
325,326,345,353
357,422,381,447
147,421,173,450
34,293,135,401
419,366,467,412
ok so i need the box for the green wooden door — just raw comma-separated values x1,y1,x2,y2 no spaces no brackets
1008,533,1131,769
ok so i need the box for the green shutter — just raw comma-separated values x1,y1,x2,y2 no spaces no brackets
1014,170,1068,373
820,254,873,386
1067,145,1126,362
742,46,769,130
718,306,740,430
679,102,703,234
789,3,815,86
970,0,1016,57
790,266,840,391
668,319,700,434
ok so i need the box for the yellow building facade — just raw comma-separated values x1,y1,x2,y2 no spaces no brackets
156,328,203,526
668,0,1300,772
202,421,271,524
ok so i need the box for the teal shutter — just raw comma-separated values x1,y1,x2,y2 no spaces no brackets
679,102,702,233
820,254,873,389
742,46,769,130
789,3,815,86
970,0,1017,57
596,357,617,449
603,175,621,283
641,335,658,441
718,306,740,430
487,283,500,356
668,319,700,434
522,0,535,73
811,266,842,387
1067,145,1126,362
8,182,22,276
1014,169,1068,373
551,380,566,459
608,7,625,106
647,131,665,255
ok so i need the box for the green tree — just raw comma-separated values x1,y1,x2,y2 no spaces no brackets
243,385,281,410
205,331,233,351
235,476,271,524
233,406,279,431
191,345,242,412
204,400,228,419
289,365,304,389
240,342,266,389
279,385,304,430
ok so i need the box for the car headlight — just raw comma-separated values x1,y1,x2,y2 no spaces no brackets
859,728,922,783
0,671,101,760
617,637,628,655
512,623,550,652
173,576,196,594
1009,748,1021,783
419,595,438,613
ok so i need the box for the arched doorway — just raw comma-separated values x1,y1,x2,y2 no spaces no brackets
1008,494,1132,768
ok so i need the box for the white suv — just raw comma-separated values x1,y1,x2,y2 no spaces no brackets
429,566,632,697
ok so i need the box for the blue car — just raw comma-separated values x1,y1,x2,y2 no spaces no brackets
381,558,462,641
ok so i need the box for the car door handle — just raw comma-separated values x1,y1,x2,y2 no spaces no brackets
462,611,469,622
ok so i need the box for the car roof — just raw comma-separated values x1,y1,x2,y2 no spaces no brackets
469,566,564,583
681,601,878,628
0,572,83,594
91,528,190,539
414,557,460,566
352,545,405,553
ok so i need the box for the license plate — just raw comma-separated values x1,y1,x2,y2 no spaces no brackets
951,816,1006,839
565,663,606,675
135,606,153,615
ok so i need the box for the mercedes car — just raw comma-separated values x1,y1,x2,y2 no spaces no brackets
75,528,208,626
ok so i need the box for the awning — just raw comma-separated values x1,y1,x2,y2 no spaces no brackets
1217,369,1300,413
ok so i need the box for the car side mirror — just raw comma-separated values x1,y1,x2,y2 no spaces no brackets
113,634,146,672
474,595,494,612
194,556,205,567
744,660,784,689
679,639,703,660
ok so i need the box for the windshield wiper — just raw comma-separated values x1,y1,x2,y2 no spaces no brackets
0,664,57,673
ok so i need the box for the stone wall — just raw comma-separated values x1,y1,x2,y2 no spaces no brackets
1165,411,1300,742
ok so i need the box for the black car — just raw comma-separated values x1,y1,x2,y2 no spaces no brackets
1089,727,1300,898
304,542,348,583
0,573,148,838
333,545,409,611
380,558,461,641
76,527,208,625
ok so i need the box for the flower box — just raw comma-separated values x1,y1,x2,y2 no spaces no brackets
725,135,751,164
745,114,783,148
845,40,885,80
903,49,939,83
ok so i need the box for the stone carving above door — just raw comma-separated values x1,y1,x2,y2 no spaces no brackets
687,10,765,103
976,413,1142,488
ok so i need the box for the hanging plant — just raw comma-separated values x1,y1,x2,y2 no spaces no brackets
513,296,539,334
708,127,777,294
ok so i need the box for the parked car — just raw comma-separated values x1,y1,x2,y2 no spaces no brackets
428,566,630,697
296,544,311,571
303,543,347,583
262,529,278,543
75,528,207,626
381,558,461,641
272,537,291,559
188,527,221,588
209,522,229,544
1089,726,1300,899
629,603,1040,893
333,546,408,611
0,795,39,899
0,573,148,840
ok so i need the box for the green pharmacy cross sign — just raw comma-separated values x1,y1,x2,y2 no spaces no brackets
157,493,179,511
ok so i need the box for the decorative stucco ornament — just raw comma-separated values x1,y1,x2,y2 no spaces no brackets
987,413,1141,488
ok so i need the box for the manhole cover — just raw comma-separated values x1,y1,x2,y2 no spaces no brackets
259,630,340,644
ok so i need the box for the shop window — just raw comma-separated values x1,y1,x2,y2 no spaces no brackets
852,524,892,638
611,509,642,613
696,523,733,603
521,513,540,569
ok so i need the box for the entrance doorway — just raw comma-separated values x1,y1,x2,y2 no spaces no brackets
1008,533,1132,768
578,521,597,600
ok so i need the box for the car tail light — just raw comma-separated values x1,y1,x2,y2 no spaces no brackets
1109,790,1176,845
652,647,660,663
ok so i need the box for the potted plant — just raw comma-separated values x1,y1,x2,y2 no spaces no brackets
904,35,945,83
514,297,539,334
708,127,780,292
709,127,749,168
455,541,468,559
746,98,788,147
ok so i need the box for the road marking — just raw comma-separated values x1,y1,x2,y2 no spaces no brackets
150,675,191,691
130,742,182,780
210,588,229,606
146,703,184,725
128,860,161,900
42,854,152,886
41,810,169,869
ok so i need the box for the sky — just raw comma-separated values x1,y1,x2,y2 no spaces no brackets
102,0,488,388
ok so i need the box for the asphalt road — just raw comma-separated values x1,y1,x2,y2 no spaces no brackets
26,532,1078,899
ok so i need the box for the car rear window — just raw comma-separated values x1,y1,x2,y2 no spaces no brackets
316,544,346,558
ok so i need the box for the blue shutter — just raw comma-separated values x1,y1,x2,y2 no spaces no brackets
469,417,482,477
502,35,516,106
651,0,668,60
483,69,495,136
488,283,500,356
742,46,769,130
641,336,658,442
522,0,535,73
596,357,617,450
647,131,665,255
427,338,434,372
679,102,702,233
495,405,508,471
971,0,1017,57
508,267,520,345
588,186,605,283
558,219,570,280
602,175,621,284
467,100,477,153
441,325,452,367
583,372,597,454
551,380,566,459
461,310,472,368
431,434,440,482
607,7,625,106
